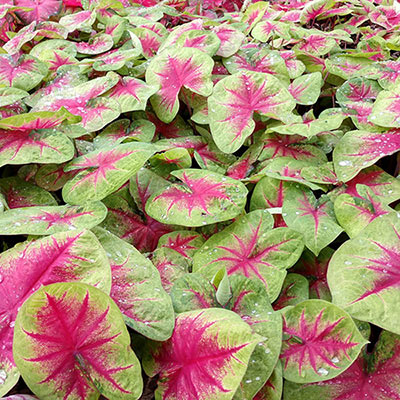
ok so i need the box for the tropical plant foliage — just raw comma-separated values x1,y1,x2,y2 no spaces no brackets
1,0,400,399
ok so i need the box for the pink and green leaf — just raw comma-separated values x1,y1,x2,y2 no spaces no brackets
283,330,400,400
333,129,400,182
0,54,48,91
273,274,309,311
145,47,214,123
0,176,57,209
334,185,393,238
0,202,107,235
293,248,333,301
93,227,175,341
107,76,157,113
0,230,111,394
280,299,367,383
175,30,221,56
142,308,261,400
259,133,327,163
212,24,246,58
14,0,61,23
328,213,400,334
208,71,296,153
152,247,190,292
254,362,283,400
282,185,343,256
288,72,322,106
62,142,155,205
193,210,304,302
145,169,248,227
229,276,282,400
13,282,142,400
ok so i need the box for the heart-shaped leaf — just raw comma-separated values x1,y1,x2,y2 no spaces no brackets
62,142,155,205
143,308,261,400
13,282,142,400
328,213,400,334
146,169,248,227
0,202,107,235
280,299,367,383
0,229,111,396
93,227,175,341
193,210,303,301
208,71,295,153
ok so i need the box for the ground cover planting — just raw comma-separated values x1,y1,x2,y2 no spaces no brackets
1,0,400,399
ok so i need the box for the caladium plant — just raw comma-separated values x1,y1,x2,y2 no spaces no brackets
2,0,400,398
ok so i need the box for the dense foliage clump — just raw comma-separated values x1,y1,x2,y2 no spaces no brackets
1,0,400,399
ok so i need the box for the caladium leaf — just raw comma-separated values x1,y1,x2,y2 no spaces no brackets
145,169,248,227
170,273,218,312
145,47,214,123
59,10,96,32
193,210,304,302
13,282,142,400
75,33,114,55
254,362,283,400
0,202,107,235
208,71,296,153
94,119,155,148
369,85,400,128
259,133,327,163
0,229,111,396
294,34,336,56
333,129,400,182
92,49,141,72
325,54,373,80
152,247,190,292
0,111,77,167
0,176,57,209
334,185,393,238
62,142,155,205
14,0,61,23
103,203,172,254
223,49,290,84
0,87,29,108
158,230,205,261
142,308,261,400
107,77,157,113
33,73,120,132
283,330,400,400
250,176,288,227
2,22,36,55
34,163,79,192
175,30,221,56
2,396,37,400
273,274,309,311
288,72,322,105
0,54,48,91
229,276,282,400
365,60,400,90
149,147,192,177
329,165,400,204
93,227,175,341
270,109,345,138
336,77,381,105
131,27,163,59
212,24,246,58
282,185,342,256
171,273,282,399
328,213,400,334
251,20,291,42
261,157,325,191
280,299,367,383
300,162,339,185
293,248,333,301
